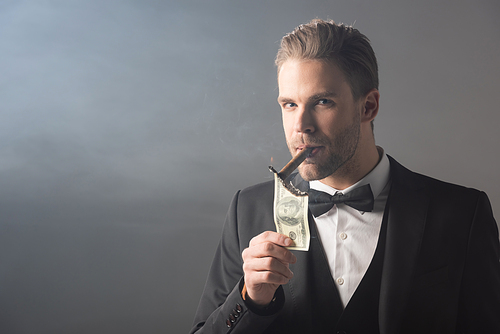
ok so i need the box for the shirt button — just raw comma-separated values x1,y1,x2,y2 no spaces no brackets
339,232,347,240
337,277,344,285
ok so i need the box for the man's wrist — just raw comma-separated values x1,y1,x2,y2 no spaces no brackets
239,280,285,316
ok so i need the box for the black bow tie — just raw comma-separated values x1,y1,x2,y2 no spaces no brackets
308,184,374,217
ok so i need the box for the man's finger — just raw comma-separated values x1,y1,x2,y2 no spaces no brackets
243,257,294,280
245,270,292,286
242,241,297,264
249,231,293,247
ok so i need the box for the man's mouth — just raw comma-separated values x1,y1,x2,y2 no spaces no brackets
298,146,322,159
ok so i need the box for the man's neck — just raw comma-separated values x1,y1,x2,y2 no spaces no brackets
318,145,382,190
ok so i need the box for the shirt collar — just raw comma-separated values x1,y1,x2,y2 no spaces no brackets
309,147,391,200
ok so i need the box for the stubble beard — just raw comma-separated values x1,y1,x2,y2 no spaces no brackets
289,116,361,182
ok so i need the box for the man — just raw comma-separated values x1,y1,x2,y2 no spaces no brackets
190,19,500,333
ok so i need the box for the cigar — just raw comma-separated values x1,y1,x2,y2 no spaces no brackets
278,147,314,180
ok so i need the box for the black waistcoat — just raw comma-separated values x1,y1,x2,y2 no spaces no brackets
335,208,388,334
270,206,389,334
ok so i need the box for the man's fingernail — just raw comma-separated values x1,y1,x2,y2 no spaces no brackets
285,238,292,246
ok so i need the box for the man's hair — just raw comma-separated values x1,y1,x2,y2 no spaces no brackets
276,19,378,101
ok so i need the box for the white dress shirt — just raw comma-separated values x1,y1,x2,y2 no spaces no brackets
309,149,391,308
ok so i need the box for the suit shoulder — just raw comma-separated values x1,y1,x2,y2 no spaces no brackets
238,179,274,202
417,172,481,194
230,179,275,220
389,155,484,199
227,179,275,242
389,157,494,224
413,171,484,202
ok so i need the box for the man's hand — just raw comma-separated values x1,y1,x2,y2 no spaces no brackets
241,231,297,307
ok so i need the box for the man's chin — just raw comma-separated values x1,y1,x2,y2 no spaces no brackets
297,166,329,182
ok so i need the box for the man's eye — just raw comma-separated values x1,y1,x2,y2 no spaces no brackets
318,99,330,105
284,103,297,108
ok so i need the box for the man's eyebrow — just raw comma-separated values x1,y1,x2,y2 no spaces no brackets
308,91,338,101
277,96,294,104
278,91,338,104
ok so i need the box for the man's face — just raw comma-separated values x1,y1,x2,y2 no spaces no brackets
278,59,364,182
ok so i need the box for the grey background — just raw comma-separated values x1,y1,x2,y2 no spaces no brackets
1,1,499,333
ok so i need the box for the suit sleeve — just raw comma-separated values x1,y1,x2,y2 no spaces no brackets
189,191,283,334
457,191,500,332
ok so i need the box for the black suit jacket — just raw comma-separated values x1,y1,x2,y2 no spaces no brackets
190,157,500,333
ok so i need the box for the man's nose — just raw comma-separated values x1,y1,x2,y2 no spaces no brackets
293,106,315,134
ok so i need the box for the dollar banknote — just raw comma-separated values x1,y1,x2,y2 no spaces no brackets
273,173,310,251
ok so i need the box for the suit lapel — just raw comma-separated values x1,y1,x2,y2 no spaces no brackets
379,157,429,334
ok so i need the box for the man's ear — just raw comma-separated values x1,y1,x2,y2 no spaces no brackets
361,89,380,123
